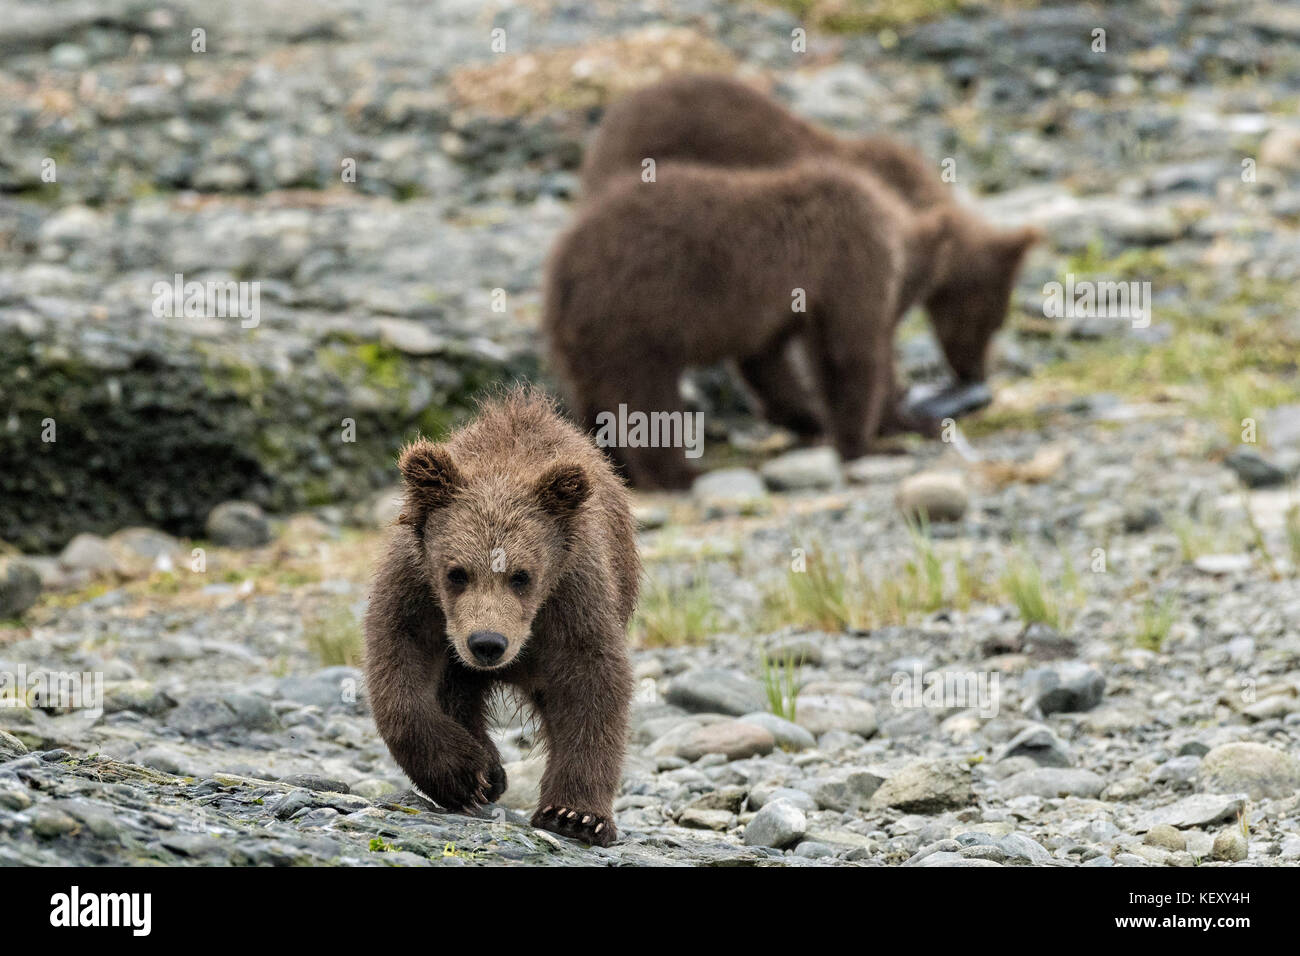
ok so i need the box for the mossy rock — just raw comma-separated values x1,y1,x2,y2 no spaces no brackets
0,327,536,552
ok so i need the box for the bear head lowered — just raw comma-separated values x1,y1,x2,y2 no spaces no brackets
924,219,1042,383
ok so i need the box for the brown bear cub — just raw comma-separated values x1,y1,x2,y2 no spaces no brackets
363,388,637,846
543,159,952,489
580,73,1040,389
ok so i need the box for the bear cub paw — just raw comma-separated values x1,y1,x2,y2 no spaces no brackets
532,804,617,847
421,761,507,814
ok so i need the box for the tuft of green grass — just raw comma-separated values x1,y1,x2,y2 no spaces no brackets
903,513,946,613
999,551,1061,629
764,549,853,632
1287,505,1300,568
304,605,364,667
1134,596,1175,652
759,650,802,722
632,576,717,647
763,529,996,632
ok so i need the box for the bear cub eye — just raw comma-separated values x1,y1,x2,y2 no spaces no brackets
446,566,469,588
508,569,531,592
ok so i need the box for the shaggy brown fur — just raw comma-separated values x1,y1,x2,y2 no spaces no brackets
543,159,952,489
580,73,1040,387
363,388,637,846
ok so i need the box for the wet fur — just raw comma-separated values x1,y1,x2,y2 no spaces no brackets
543,159,952,489
579,73,1039,402
363,388,637,846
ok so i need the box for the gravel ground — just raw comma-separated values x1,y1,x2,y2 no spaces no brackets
2,0,1300,866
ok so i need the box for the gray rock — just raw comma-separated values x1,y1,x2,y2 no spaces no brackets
272,790,315,821
812,767,888,811
666,669,766,717
58,533,121,576
277,667,364,709
1199,742,1300,800
794,694,878,737
375,318,447,356
1211,830,1248,862
997,833,1052,864
31,807,78,838
1144,824,1187,851
737,712,816,751
743,799,807,848
670,720,776,762
793,841,837,859
104,528,184,577
759,447,842,491
282,773,350,794
869,759,974,813
691,468,767,516
1135,794,1247,831
0,558,42,617
135,746,196,777
1149,755,1201,789
896,470,969,523
1193,554,1252,576
0,785,32,811
998,724,1072,767
910,850,1002,867
1224,445,1292,488
0,729,29,762
167,693,279,736
999,768,1105,799
1022,661,1105,715
205,500,272,548
684,787,747,814
749,786,818,813
103,680,175,717
678,807,735,831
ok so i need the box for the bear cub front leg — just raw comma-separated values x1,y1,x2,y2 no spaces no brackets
527,653,631,848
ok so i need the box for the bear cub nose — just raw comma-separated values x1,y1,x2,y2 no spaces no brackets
467,631,508,664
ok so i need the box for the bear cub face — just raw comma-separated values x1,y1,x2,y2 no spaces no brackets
398,439,590,671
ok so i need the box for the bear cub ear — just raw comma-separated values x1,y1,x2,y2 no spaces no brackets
398,440,462,523
535,462,591,515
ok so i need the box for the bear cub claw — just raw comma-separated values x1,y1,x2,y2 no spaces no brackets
417,761,507,814
532,804,617,847
482,763,508,803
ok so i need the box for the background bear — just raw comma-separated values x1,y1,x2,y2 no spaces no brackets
363,388,638,846
581,73,1040,391
544,159,951,489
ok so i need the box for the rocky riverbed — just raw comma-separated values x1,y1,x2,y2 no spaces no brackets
3,0,1300,865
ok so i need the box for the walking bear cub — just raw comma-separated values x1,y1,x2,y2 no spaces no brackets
363,389,637,846
581,73,1040,389
544,159,952,489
